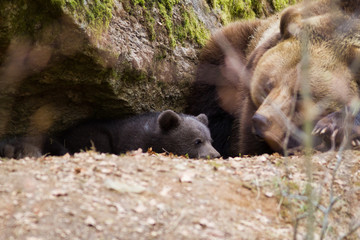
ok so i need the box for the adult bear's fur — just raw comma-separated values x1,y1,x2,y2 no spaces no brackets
187,0,360,156
187,19,278,157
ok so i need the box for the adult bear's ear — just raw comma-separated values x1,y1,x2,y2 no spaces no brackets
196,114,209,126
158,110,181,131
280,6,302,40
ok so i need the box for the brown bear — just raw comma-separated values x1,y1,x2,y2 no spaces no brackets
187,0,360,157
0,110,220,159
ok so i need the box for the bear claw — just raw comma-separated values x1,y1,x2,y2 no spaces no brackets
331,129,338,138
314,109,360,150
351,139,360,147
320,128,327,134
312,128,321,135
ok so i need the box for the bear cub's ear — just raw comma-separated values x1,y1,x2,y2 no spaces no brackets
158,110,181,131
196,114,209,126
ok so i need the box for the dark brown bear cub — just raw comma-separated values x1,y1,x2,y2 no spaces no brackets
0,110,220,159
51,110,219,158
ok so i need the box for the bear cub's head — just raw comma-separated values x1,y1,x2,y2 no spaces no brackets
157,110,220,159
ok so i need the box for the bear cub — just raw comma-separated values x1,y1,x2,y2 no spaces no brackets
0,110,220,159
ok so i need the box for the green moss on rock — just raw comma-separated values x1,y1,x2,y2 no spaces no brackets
126,0,297,47
207,0,296,24
272,0,296,12
0,0,114,48
207,0,257,24
126,0,210,47
175,7,210,46
109,65,190,114
51,0,115,34
158,2,177,47
132,0,146,5
0,1,61,40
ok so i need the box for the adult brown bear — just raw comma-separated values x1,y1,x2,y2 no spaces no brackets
187,0,360,157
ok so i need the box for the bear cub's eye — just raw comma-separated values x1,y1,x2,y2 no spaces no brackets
194,139,203,145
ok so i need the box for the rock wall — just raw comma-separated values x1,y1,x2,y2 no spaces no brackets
0,0,290,136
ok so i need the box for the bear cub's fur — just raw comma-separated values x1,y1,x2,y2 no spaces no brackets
0,110,220,159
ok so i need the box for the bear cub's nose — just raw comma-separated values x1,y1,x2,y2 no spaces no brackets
252,114,270,139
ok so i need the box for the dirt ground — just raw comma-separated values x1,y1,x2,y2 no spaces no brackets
0,149,359,240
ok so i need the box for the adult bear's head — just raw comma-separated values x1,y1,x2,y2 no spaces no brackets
250,4,360,152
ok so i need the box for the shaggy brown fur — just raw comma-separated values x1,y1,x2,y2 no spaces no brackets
187,0,360,156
